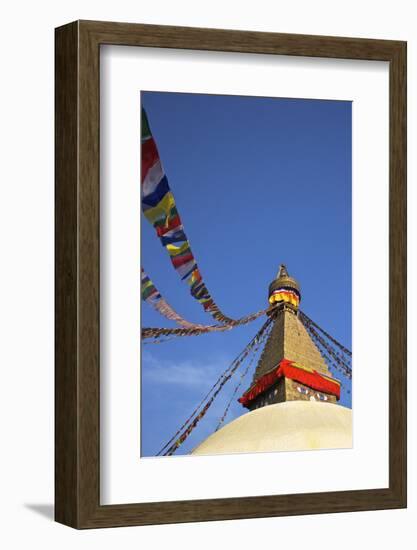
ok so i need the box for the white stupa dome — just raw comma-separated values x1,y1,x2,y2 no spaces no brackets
191,401,352,455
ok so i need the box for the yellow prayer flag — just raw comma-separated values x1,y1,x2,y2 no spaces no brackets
143,192,176,225
141,279,153,291
166,241,190,256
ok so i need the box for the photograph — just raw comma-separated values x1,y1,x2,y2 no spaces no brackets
140,91,352,457
0,0,410,541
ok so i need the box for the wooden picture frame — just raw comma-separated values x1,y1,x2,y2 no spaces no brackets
55,20,407,528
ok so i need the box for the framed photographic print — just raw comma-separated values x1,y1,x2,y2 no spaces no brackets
55,20,406,528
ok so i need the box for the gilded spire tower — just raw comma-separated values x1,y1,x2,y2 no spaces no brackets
191,264,350,456
238,265,341,410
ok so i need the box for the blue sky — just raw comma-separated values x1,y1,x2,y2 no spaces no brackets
141,91,352,457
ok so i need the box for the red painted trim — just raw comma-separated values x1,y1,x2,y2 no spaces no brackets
238,359,340,407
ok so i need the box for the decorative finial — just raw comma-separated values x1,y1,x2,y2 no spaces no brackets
276,264,289,279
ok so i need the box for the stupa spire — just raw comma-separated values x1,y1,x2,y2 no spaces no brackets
238,265,341,410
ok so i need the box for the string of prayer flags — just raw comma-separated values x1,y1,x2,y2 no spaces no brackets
141,268,204,329
215,319,274,431
141,303,276,340
299,310,352,380
141,268,274,336
141,107,235,324
299,310,352,357
141,269,161,303
161,315,275,455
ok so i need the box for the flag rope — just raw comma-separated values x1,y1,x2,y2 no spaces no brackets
299,311,352,379
301,317,352,377
299,310,352,357
142,304,276,340
157,314,275,456
142,107,237,324
214,318,274,432
141,268,207,329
